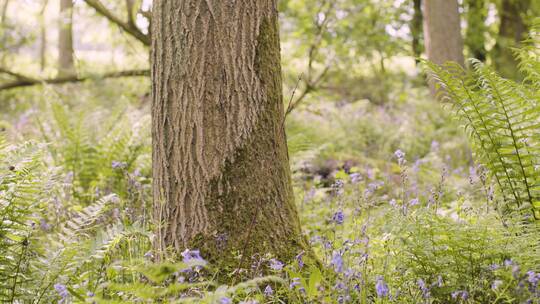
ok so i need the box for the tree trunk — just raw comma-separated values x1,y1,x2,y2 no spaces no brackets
423,0,464,94
58,0,75,77
492,0,530,79
39,0,48,71
151,0,306,270
464,0,487,61
411,0,423,65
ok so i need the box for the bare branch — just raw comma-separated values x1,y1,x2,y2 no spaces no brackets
83,0,150,46
0,68,149,91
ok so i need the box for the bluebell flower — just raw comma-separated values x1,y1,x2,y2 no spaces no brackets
451,290,469,301
220,297,232,304
332,211,345,224
143,251,153,259
394,149,406,165
375,276,389,298
331,250,344,273
269,258,284,271
54,283,69,300
409,198,419,206
504,259,513,266
417,279,430,298
290,277,301,289
86,291,95,297
181,249,207,271
296,251,305,269
488,263,500,271
350,173,362,183
111,160,127,169
264,285,273,296
527,271,539,285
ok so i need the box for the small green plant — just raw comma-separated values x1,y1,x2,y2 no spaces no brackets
423,24,540,221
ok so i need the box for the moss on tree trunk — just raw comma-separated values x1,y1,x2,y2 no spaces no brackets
151,0,308,276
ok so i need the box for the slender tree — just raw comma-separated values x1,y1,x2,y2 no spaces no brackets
39,0,48,71
492,0,530,79
411,0,423,64
151,0,307,270
464,0,487,61
423,0,464,94
58,0,75,77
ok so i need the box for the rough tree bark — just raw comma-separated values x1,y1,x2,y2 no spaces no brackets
423,0,464,94
492,0,530,79
58,0,75,77
411,0,423,65
151,0,307,269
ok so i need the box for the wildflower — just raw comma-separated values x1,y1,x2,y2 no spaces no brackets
269,258,284,271
143,251,154,259
111,160,127,169
264,285,273,296
417,279,431,298
488,263,500,271
295,251,305,269
332,210,345,224
394,149,406,165
408,198,419,206
181,249,207,271
375,276,389,298
290,277,301,289
451,290,469,301
220,297,232,304
389,199,397,207
527,271,540,285
39,218,51,231
87,291,95,297
491,280,503,290
504,259,513,266
331,250,344,273
350,173,362,183
54,283,69,300
335,281,346,291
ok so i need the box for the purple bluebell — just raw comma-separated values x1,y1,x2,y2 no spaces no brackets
220,297,232,304
332,211,345,224
269,258,284,271
527,271,539,285
417,279,430,298
375,276,389,298
331,250,344,273
296,251,305,269
350,173,362,183
54,283,69,300
290,277,301,289
264,285,273,296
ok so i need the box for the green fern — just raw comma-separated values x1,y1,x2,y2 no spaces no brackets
423,24,540,221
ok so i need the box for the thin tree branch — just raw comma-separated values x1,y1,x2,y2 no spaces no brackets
0,68,149,91
83,0,150,46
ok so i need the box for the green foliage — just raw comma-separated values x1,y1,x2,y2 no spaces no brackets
424,35,540,220
0,138,49,301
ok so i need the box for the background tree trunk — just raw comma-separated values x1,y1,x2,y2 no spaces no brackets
58,0,75,77
411,0,423,65
151,0,306,270
423,0,464,94
464,0,487,61
39,0,48,71
492,0,530,79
